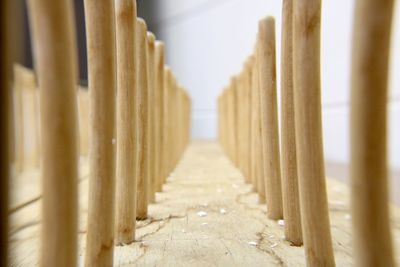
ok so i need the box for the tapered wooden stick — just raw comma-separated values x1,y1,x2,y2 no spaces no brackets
350,0,395,266
155,42,165,193
292,1,335,265
147,32,156,203
27,0,79,266
137,18,150,219
280,0,302,246
115,0,138,244
84,0,117,265
258,17,283,220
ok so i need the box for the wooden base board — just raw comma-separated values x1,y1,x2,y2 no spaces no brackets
8,141,400,266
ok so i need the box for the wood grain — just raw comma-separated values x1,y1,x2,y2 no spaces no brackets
350,0,395,266
292,1,335,265
27,0,79,265
83,0,117,265
155,42,165,193
280,0,303,246
115,0,138,244
257,17,283,220
147,32,156,204
136,18,150,220
11,141,398,267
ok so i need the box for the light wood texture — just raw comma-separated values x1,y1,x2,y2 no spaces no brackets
114,0,138,244
83,0,117,265
10,141,400,266
280,0,303,246
257,17,283,220
137,18,150,220
162,67,171,184
350,0,395,266
13,64,39,173
253,54,265,204
147,32,156,203
155,42,165,193
77,88,89,157
292,1,335,265
27,0,79,266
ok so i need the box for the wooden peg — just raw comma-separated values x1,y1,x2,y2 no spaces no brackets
147,32,156,203
0,2,10,265
136,18,150,220
155,41,165,193
280,0,302,246
115,0,138,244
292,1,335,265
83,0,117,265
257,17,283,220
27,0,79,266
162,66,171,184
253,55,266,204
350,0,395,266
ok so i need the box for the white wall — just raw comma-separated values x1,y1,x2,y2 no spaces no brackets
155,0,400,169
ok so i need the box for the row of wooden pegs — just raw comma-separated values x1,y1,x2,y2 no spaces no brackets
9,0,192,267
218,0,395,267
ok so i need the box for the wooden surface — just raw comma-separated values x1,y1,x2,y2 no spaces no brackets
350,0,395,265
83,0,117,265
258,17,283,220
114,0,138,244
292,0,335,265
280,0,302,246
8,141,400,266
27,0,79,265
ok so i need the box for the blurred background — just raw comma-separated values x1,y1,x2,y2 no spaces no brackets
10,0,400,204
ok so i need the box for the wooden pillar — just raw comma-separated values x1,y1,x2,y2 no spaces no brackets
258,17,283,220
27,0,79,265
84,0,117,265
115,0,138,244
292,1,335,265
280,0,302,246
136,18,149,220
155,41,165,193
350,0,395,266
147,32,156,203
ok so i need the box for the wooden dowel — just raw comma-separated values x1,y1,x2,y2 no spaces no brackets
136,18,149,220
83,0,117,265
0,1,10,265
232,78,239,166
147,32,156,203
254,54,266,204
280,0,302,246
250,56,258,191
292,1,335,265
258,17,283,220
350,0,395,266
155,41,165,193
115,0,138,244
162,66,171,184
27,0,79,265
